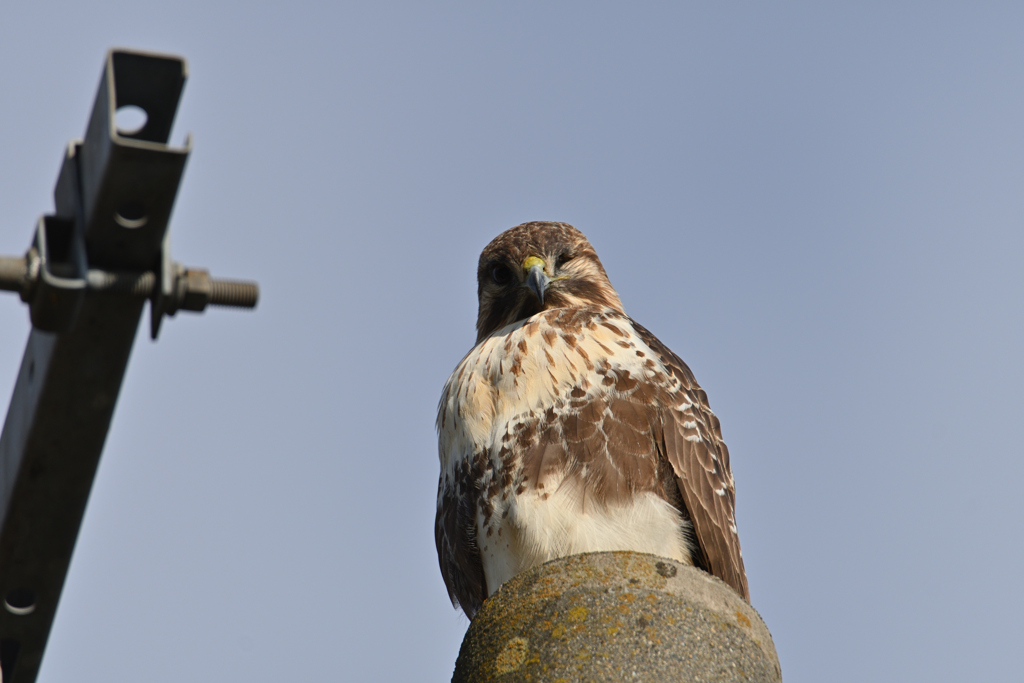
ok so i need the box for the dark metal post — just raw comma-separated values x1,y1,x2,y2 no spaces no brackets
0,49,258,683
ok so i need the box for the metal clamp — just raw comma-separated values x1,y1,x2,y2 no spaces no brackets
0,228,259,335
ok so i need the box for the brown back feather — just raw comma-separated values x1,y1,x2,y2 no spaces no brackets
630,320,750,601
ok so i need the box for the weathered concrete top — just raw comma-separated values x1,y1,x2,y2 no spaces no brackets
453,552,780,682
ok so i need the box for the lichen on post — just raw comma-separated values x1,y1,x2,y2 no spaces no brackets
453,552,780,682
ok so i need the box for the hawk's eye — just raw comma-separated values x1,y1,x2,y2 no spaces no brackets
491,264,512,285
555,253,575,269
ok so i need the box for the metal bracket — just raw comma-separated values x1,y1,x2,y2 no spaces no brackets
26,216,86,333
0,48,259,683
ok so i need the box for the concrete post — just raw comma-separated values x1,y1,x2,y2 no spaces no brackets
453,552,780,682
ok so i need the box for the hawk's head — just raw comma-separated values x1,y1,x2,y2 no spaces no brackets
475,222,624,342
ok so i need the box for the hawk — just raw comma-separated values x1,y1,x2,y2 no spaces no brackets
436,221,748,618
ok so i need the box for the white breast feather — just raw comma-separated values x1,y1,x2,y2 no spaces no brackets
438,308,693,596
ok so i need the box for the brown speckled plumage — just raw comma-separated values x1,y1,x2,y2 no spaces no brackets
436,222,748,619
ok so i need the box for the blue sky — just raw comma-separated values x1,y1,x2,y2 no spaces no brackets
2,3,1023,681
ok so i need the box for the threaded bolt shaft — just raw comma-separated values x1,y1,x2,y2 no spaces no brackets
209,279,259,308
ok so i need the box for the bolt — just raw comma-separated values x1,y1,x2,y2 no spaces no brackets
0,256,29,295
0,254,259,312
210,278,259,308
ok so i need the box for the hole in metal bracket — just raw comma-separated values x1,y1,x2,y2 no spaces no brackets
114,202,148,229
4,589,36,616
114,104,148,136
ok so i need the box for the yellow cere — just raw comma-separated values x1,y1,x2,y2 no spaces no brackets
522,256,546,272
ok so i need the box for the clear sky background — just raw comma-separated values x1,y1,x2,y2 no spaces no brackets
1,3,1023,682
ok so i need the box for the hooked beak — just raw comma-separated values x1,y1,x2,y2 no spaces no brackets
523,256,550,305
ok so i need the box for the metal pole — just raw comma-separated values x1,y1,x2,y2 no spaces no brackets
0,48,258,683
